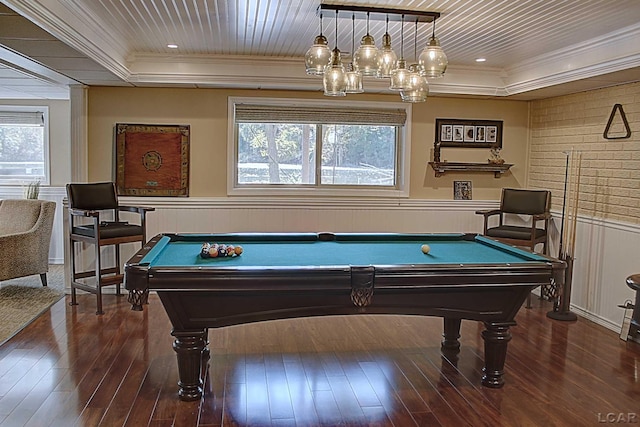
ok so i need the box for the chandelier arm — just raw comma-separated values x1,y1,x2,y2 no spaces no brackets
351,15,355,57
414,19,418,60
400,15,404,60
335,10,339,49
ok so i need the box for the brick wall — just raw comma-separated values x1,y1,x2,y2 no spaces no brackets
529,81,640,224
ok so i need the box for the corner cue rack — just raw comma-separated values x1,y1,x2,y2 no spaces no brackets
428,161,513,178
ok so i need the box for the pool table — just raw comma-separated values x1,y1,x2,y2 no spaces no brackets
125,232,565,401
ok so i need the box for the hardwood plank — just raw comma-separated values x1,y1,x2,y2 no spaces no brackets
1,294,639,426
282,360,320,426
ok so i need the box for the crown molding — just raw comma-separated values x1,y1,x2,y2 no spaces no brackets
2,0,131,80
0,43,76,87
127,53,508,97
504,22,640,94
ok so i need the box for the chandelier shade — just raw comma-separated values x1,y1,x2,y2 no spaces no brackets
323,49,347,96
389,60,411,91
345,15,364,93
401,64,429,102
353,12,379,76
305,35,332,75
418,19,448,78
323,12,346,97
305,13,332,75
376,17,397,78
345,66,364,93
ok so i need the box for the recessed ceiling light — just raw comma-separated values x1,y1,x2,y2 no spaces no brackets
167,44,178,49
475,58,486,62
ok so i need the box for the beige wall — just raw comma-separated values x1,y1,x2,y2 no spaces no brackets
0,99,71,187
87,86,530,200
529,81,640,223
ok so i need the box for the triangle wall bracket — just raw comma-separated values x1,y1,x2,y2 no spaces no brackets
603,103,631,140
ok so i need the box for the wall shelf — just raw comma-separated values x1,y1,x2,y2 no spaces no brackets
428,162,513,178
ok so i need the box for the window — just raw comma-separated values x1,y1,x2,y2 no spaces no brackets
228,98,411,197
0,106,49,185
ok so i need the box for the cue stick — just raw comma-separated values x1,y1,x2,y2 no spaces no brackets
558,151,570,258
568,151,582,257
562,150,575,258
567,149,579,257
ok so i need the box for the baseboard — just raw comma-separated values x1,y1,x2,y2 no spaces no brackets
570,304,621,334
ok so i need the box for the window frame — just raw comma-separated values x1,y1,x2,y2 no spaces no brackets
227,97,412,198
0,105,50,186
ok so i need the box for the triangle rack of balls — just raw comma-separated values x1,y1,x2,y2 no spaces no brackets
200,242,243,258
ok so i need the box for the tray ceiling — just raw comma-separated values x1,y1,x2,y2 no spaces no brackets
1,0,640,100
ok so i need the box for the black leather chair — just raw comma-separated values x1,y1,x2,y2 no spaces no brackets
476,188,552,309
67,182,154,314
476,188,551,254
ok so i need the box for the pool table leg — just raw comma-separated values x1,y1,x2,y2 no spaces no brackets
481,322,513,388
441,318,462,363
442,317,461,347
172,329,207,401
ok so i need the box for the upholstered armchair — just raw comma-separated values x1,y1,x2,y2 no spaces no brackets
0,199,56,286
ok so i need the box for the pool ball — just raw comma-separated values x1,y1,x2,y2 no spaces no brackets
421,244,431,254
200,243,211,258
234,245,243,255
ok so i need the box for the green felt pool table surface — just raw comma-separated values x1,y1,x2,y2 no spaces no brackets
139,232,548,268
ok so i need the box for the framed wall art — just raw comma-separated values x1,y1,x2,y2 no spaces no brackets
436,118,503,148
115,123,190,196
453,180,472,200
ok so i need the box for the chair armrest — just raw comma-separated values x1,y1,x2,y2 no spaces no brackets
69,208,100,218
0,230,42,253
475,209,502,235
118,205,155,215
0,221,53,279
532,212,551,220
475,209,501,218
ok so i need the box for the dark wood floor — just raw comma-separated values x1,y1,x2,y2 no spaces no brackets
0,293,639,427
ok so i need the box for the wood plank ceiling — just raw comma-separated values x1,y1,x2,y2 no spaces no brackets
1,0,640,100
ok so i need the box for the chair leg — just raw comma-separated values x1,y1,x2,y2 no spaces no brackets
40,273,48,287
70,240,78,306
115,244,121,296
95,243,103,315
96,286,104,315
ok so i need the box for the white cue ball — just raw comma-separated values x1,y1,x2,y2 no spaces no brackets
421,244,430,254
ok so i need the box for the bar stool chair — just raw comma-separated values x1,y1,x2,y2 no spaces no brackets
67,182,154,314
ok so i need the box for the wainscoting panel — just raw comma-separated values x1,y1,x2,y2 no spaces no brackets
569,217,640,332
135,198,492,237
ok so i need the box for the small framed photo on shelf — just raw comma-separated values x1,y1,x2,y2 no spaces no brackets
464,125,475,142
453,125,464,142
454,181,472,200
436,118,503,148
441,125,453,141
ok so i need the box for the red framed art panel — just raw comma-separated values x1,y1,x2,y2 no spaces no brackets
115,123,190,196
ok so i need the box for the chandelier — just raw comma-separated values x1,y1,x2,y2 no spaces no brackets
305,4,444,103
